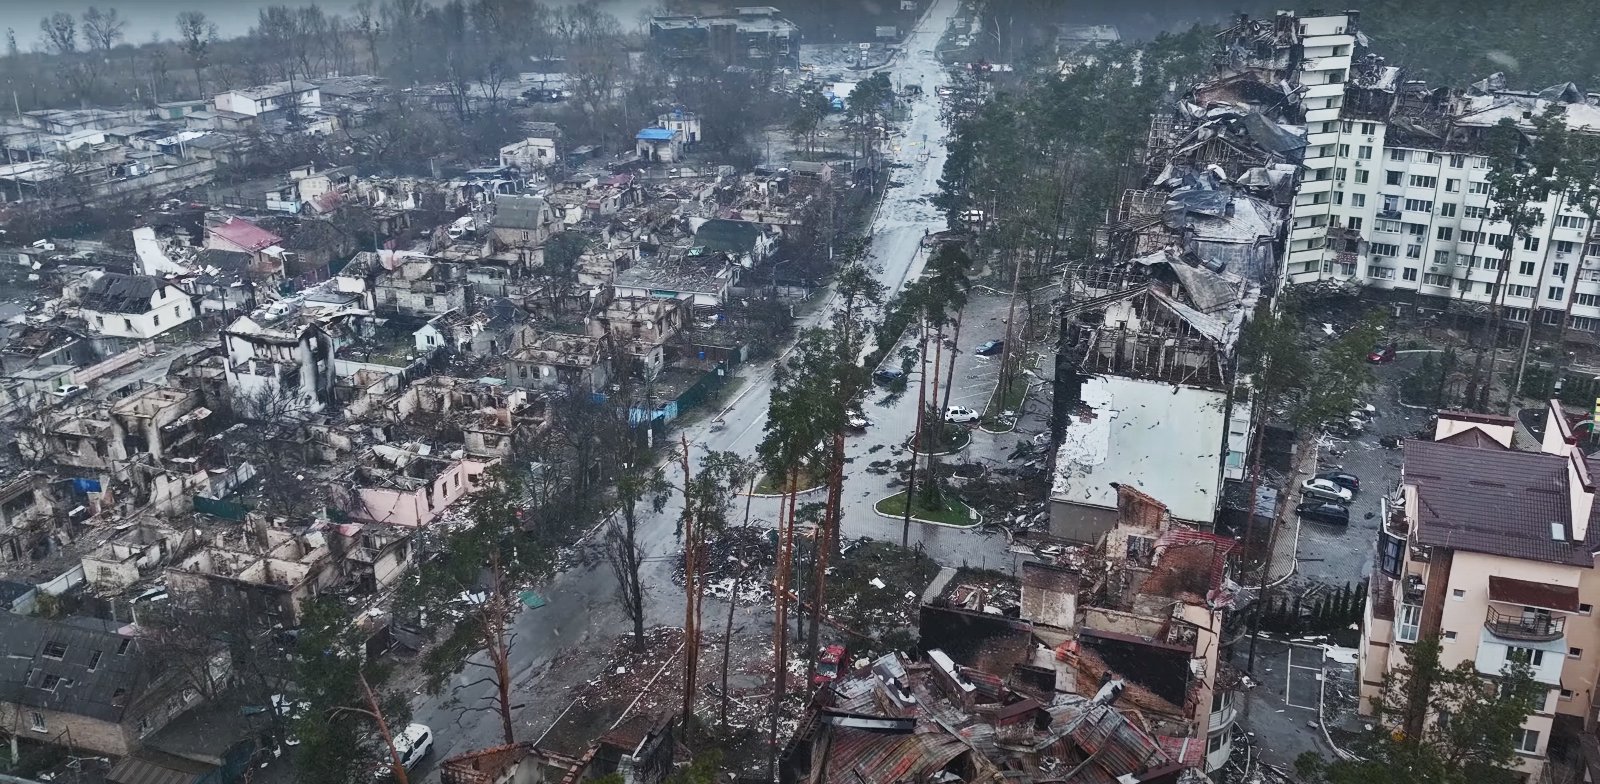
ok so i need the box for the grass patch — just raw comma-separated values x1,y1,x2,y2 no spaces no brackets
981,379,1028,428
874,490,975,527
755,463,828,494
915,424,970,453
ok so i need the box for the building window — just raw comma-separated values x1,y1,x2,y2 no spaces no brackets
1208,733,1226,754
1351,193,1366,208
1386,170,1403,185
1578,294,1600,308
1549,286,1565,300
1371,242,1399,257
1337,144,1350,157
1335,167,1348,181
1526,236,1542,252
1409,175,1437,189
1505,307,1530,322
1434,250,1451,265
425,335,435,346
1405,199,1433,213
1558,215,1588,230
1519,261,1536,276
1582,603,1593,615
1561,689,1575,701
1398,604,1421,642
1444,630,1457,641
1469,181,1491,194
43,641,67,660
29,712,44,732
117,638,132,655
1554,262,1570,280
40,673,61,691
1349,216,1364,230
87,650,102,672
1369,266,1396,280
1402,267,1418,282
1439,202,1457,217
1451,588,1465,600
1437,226,1454,242
1459,279,1474,294
1574,316,1600,332
1517,729,1540,754
1422,273,1451,287
123,318,133,331
1390,149,1408,162
1557,240,1577,255
152,314,160,327
1465,205,1491,220
1449,153,1466,168
1445,178,1460,192
1507,285,1536,299
1356,169,1370,184
1508,647,1545,666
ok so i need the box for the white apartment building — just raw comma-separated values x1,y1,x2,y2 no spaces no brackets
1287,54,1600,331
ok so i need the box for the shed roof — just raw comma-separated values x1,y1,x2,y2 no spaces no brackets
636,127,678,142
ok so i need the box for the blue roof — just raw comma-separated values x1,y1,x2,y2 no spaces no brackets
636,127,677,141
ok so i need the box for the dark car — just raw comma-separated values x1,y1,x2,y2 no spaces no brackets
1368,343,1396,363
872,368,906,384
1297,501,1350,526
975,340,1004,356
1315,471,1360,493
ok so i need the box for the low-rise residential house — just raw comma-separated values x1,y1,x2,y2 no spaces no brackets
204,217,285,276
213,81,321,119
490,193,563,253
507,332,609,393
389,376,543,459
656,109,700,145
1,323,95,372
591,296,684,376
337,443,495,527
221,306,346,418
373,256,473,321
613,252,739,308
79,273,195,340
0,472,56,567
82,522,191,593
691,217,779,268
499,123,562,172
1360,404,1600,782
165,524,337,628
0,364,78,415
0,613,213,757
635,127,683,163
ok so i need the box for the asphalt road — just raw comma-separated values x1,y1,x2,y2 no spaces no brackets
406,0,1012,772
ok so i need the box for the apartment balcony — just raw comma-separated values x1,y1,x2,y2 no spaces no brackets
1485,606,1565,642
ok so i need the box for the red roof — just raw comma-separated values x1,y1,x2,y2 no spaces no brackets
208,217,282,252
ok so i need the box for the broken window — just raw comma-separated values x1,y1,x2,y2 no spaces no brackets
42,641,66,660
1125,535,1154,564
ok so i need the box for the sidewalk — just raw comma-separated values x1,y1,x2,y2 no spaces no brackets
1265,435,1320,585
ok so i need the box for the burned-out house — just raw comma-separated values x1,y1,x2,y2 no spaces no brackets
334,443,495,528
221,298,358,418
490,193,563,257
79,273,196,341
507,332,610,393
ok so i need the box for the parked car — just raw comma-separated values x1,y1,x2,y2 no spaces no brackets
944,406,980,423
975,339,1004,356
1368,343,1396,363
872,368,905,385
1296,501,1350,526
1315,471,1361,493
1300,477,1354,503
51,384,88,401
847,410,871,431
377,723,433,779
813,644,847,685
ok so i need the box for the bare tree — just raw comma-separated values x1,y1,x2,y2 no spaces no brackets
176,11,216,98
604,464,671,650
352,0,382,74
81,7,124,54
38,13,77,55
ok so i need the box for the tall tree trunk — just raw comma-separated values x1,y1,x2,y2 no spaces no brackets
940,314,963,416
1472,243,1516,411
487,555,515,744
902,318,929,544
1512,194,1566,411
720,475,758,732
361,671,410,784
679,437,698,724
807,431,845,691
768,467,799,781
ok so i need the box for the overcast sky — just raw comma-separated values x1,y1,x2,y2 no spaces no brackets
0,0,657,49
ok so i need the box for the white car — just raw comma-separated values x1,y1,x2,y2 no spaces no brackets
944,406,979,423
394,723,433,771
1300,478,1353,503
